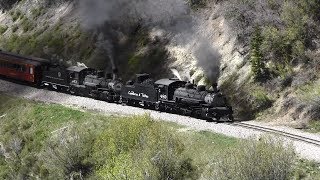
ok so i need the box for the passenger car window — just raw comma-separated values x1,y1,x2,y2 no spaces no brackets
30,67,34,75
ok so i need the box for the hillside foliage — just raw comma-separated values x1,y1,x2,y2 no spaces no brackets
219,0,320,119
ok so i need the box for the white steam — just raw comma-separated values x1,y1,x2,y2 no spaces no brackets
170,69,183,80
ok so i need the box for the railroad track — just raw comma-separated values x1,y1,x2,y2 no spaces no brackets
230,122,320,147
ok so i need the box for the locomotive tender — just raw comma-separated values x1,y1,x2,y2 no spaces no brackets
0,50,233,122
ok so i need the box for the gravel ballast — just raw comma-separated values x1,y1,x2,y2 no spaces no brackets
1,79,320,162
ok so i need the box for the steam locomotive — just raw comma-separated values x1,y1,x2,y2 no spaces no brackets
0,50,233,122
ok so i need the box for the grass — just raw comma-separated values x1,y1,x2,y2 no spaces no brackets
0,94,239,179
306,121,320,133
293,159,320,179
298,81,320,103
0,94,319,179
179,130,238,169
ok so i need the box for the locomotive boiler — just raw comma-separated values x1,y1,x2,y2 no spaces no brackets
173,83,233,121
84,70,123,102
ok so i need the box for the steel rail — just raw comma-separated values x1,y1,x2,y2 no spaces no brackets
230,122,320,147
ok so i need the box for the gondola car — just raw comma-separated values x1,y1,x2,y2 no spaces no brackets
0,50,49,85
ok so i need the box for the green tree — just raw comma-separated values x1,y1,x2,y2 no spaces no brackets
250,27,268,81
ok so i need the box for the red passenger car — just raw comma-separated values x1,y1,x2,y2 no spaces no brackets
0,50,49,85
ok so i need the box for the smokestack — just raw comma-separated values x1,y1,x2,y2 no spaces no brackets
112,68,118,80
212,83,218,93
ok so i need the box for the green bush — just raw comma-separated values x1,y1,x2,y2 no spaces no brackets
93,115,195,179
188,0,207,9
251,86,273,112
39,126,95,179
11,24,18,33
0,25,8,34
31,7,44,19
223,0,319,79
21,18,34,32
220,73,254,119
10,10,22,22
205,136,296,180
293,159,320,179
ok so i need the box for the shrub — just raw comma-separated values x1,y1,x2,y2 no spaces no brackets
0,25,8,34
220,73,256,119
93,115,195,179
250,86,273,112
11,24,18,33
39,126,95,179
31,7,44,19
10,10,22,22
222,0,319,78
205,136,296,180
293,159,320,179
21,18,34,32
297,82,320,120
188,0,207,8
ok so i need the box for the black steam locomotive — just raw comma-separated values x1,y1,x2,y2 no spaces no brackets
120,74,233,121
0,50,233,122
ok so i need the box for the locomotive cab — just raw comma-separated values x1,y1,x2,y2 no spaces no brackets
155,79,186,101
67,66,94,85
67,66,94,96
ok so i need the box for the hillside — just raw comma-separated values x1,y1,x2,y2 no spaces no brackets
1,0,320,127
1,94,320,179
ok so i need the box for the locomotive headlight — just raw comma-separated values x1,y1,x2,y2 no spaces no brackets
204,93,214,104
205,93,226,107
